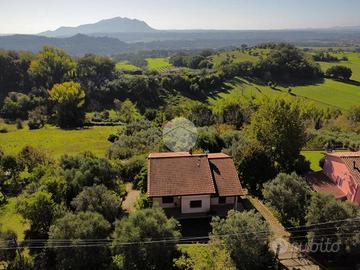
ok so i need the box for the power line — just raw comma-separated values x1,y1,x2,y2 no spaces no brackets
0,217,358,250
1,216,358,245
1,230,360,250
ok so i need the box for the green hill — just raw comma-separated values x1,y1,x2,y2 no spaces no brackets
210,49,360,111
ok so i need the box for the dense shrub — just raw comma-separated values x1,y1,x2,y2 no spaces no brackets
211,210,273,270
263,173,311,226
326,65,352,80
28,106,47,130
71,184,123,222
112,208,181,270
254,43,322,82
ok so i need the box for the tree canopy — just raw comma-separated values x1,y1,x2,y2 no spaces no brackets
112,207,181,270
211,210,273,270
248,98,306,172
29,46,76,88
49,81,86,128
48,211,111,270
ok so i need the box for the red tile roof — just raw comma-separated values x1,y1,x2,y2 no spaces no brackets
209,157,245,196
306,172,347,200
326,152,360,185
147,152,245,197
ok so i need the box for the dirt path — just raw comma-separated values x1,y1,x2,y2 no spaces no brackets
248,196,322,270
122,183,140,213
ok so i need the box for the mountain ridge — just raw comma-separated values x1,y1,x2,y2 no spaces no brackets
39,17,155,37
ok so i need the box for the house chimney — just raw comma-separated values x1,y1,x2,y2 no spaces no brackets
354,161,360,173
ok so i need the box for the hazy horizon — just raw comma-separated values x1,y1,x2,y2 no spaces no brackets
1,0,360,34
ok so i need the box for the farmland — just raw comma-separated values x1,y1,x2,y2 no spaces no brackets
115,61,140,71
209,77,360,111
0,198,28,240
0,124,116,158
209,49,360,111
146,57,173,71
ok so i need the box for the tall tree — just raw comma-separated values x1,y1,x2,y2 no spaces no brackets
49,81,85,128
263,173,311,226
76,54,115,109
229,138,276,196
48,211,111,270
0,50,32,100
29,46,76,89
16,191,56,237
306,193,360,254
211,210,273,270
248,98,306,172
112,207,181,270
115,99,141,124
326,65,352,81
71,184,123,223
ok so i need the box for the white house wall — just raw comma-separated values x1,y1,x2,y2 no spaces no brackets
152,197,180,208
210,196,235,205
181,195,211,214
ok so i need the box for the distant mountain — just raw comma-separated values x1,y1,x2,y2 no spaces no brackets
0,34,129,55
330,25,360,31
40,17,155,37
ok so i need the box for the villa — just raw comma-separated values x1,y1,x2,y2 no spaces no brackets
147,151,245,218
307,152,360,205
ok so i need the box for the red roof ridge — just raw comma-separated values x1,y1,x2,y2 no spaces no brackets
148,152,231,159
326,151,360,158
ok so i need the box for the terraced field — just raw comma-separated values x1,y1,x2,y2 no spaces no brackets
146,57,173,72
115,61,140,71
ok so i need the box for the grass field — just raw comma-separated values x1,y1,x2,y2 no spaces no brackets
0,125,116,158
212,48,269,68
301,150,324,171
211,49,360,111
209,76,360,111
115,61,140,71
0,198,29,239
146,57,173,72
315,52,360,81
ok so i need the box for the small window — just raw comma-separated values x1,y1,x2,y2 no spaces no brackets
190,200,202,208
218,197,227,204
162,196,174,204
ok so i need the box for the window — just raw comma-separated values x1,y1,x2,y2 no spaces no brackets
162,196,174,204
218,197,227,204
190,200,202,208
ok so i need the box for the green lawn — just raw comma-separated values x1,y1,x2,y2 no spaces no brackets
0,198,29,240
115,61,140,71
212,50,261,67
302,150,325,172
0,125,117,158
146,57,173,72
209,77,360,111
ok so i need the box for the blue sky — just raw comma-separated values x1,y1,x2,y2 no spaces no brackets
1,0,360,33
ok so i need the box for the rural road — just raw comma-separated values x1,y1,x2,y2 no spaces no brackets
249,197,322,270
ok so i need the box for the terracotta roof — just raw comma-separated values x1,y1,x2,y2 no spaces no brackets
148,155,215,197
209,157,245,196
326,151,360,158
147,152,244,197
326,152,360,185
306,172,347,200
